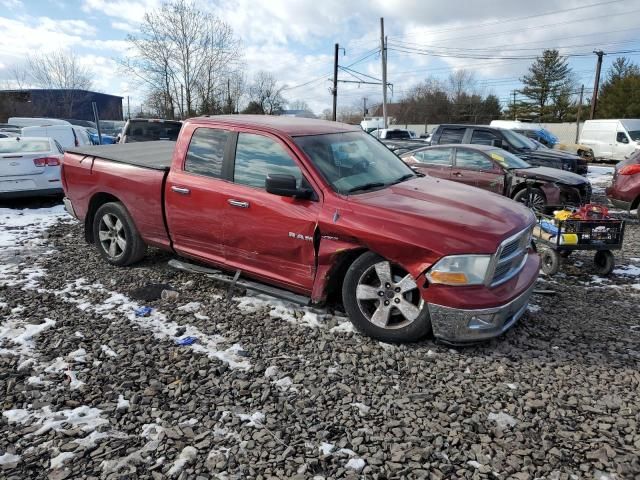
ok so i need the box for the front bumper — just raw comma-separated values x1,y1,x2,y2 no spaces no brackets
428,279,536,344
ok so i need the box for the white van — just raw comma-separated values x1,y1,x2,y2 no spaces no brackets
21,125,91,150
579,119,640,161
8,117,72,128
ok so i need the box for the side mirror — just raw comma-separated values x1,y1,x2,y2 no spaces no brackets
266,174,312,199
491,139,503,149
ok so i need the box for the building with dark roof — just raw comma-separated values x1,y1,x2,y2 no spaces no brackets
0,89,123,122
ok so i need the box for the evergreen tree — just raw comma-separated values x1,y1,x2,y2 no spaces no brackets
520,49,574,120
598,57,640,118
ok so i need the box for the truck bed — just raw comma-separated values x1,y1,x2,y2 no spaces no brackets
66,141,175,171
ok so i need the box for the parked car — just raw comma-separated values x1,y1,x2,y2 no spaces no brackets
490,120,594,160
0,123,22,133
22,125,92,150
100,120,126,137
119,118,182,143
381,139,427,156
0,132,19,138
0,137,64,198
62,116,540,344
606,151,640,219
579,119,640,162
401,144,591,211
430,124,588,175
8,117,72,127
369,128,415,140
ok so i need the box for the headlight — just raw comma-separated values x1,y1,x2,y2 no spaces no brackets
426,255,492,286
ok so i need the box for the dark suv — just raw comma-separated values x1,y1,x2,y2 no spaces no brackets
431,124,588,175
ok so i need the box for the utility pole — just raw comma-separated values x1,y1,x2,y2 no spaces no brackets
512,90,517,120
227,78,231,113
380,17,388,129
126,96,130,120
590,50,605,120
363,97,368,119
576,84,584,143
332,43,339,121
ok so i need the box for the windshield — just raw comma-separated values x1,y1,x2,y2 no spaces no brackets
487,148,531,169
501,129,537,150
125,121,181,142
628,130,640,141
100,120,125,136
294,131,416,194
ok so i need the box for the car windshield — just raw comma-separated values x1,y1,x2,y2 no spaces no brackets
628,130,640,141
501,129,537,150
294,131,416,194
125,121,181,142
0,139,50,153
487,148,532,169
100,121,125,136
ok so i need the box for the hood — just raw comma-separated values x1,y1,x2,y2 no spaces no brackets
518,148,581,161
511,166,588,186
345,176,535,257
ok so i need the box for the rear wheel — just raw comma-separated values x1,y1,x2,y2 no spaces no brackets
93,202,146,266
342,252,431,343
593,250,615,276
513,187,547,211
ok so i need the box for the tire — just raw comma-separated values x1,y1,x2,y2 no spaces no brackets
513,187,547,211
93,202,146,266
341,252,431,343
593,250,615,276
541,249,561,276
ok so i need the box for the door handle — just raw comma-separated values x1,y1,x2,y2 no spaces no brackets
171,186,190,195
228,199,249,208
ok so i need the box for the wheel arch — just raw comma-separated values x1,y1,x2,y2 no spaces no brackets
84,192,121,243
314,246,368,305
510,180,546,199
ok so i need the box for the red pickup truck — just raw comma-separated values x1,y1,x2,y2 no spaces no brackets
61,115,540,344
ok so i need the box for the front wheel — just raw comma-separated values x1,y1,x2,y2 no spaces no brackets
513,187,547,211
541,249,561,276
93,202,146,266
342,252,431,343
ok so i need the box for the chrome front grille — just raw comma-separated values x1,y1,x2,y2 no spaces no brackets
487,226,532,287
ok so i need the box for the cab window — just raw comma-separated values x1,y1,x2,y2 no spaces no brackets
415,148,453,166
233,133,302,189
184,128,230,178
455,149,495,171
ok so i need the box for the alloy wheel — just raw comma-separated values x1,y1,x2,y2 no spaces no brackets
98,213,127,259
355,260,423,329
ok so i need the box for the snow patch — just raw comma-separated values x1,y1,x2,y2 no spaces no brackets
237,411,264,427
167,446,197,477
235,294,327,329
350,402,371,416
527,304,541,313
319,442,334,455
101,345,118,357
177,302,202,313
488,411,518,428
3,405,107,436
0,452,21,466
117,395,130,410
613,265,640,277
50,451,74,469
345,457,366,472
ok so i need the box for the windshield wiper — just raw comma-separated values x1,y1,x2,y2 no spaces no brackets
389,173,416,185
346,182,386,194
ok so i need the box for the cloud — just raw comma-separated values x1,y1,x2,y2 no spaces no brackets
81,0,160,23
111,21,138,33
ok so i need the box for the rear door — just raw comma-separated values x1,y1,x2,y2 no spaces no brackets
223,130,321,292
405,148,453,179
452,148,504,193
165,126,234,266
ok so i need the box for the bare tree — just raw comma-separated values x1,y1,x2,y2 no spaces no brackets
123,0,242,119
248,71,286,114
23,50,93,117
289,100,310,111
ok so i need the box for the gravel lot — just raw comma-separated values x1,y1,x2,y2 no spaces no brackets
1,170,639,479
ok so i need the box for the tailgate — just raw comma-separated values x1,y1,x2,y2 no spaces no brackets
0,153,47,176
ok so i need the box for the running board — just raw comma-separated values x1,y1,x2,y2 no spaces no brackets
168,259,311,306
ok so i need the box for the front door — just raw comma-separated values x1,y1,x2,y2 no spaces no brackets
613,131,633,161
453,148,504,194
223,131,321,293
165,126,234,266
